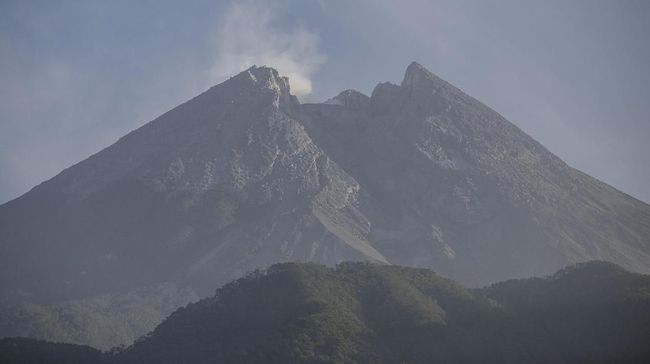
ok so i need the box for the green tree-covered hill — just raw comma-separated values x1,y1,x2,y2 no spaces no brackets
2,261,649,363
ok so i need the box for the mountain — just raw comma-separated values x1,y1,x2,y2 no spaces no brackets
3,261,650,363
301,62,650,284
0,66,386,305
1,62,649,348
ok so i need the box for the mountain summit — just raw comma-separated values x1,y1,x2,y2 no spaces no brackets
402,61,442,87
1,62,649,347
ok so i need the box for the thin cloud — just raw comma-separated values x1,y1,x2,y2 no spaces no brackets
210,1,324,97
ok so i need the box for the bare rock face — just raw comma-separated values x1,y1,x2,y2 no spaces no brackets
0,66,384,306
1,62,649,347
304,62,650,285
324,89,371,110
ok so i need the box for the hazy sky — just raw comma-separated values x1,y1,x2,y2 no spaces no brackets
1,0,649,204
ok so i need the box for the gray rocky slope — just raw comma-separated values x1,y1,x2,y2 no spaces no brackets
1,63,649,346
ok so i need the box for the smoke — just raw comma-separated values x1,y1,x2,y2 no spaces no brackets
211,1,324,97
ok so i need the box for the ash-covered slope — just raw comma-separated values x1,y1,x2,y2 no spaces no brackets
303,62,650,285
0,62,649,348
0,66,385,305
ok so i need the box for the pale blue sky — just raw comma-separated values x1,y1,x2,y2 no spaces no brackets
1,0,649,203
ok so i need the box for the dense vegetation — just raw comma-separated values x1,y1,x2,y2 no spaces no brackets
0,338,104,364
0,283,197,350
2,261,649,363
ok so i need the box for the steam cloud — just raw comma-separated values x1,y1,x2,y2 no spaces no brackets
211,1,324,97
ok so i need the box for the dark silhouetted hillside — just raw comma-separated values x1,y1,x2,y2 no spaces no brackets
4,261,648,363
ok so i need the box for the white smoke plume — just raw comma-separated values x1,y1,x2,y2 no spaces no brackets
211,1,324,97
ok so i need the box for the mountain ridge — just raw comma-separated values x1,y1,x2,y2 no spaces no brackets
1,62,649,348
